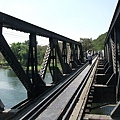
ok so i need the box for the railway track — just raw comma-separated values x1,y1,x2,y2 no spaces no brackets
6,57,98,120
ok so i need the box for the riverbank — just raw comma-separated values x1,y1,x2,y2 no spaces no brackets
0,68,52,108
0,65,42,71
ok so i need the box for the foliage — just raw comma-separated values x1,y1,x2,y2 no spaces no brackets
0,40,47,67
10,41,29,65
0,32,107,67
80,32,107,52
92,32,107,51
80,38,93,52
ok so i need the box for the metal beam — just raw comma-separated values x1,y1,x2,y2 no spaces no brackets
26,33,45,87
105,1,119,43
0,24,34,96
49,38,64,83
0,12,80,45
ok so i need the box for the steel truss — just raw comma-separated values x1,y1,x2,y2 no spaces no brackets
0,12,84,98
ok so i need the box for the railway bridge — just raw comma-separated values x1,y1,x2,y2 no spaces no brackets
0,1,120,120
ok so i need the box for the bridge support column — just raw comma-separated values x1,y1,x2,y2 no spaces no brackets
0,24,35,98
26,33,46,98
75,44,82,65
49,38,63,83
79,44,84,63
0,24,2,34
70,43,78,68
62,41,71,74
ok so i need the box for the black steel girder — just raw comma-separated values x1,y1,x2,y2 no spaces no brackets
0,12,83,98
0,24,34,97
0,12,80,45
105,1,119,43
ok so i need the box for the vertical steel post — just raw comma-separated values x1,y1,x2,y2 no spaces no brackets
0,24,2,34
62,41,72,73
70,43,78,68
0,24,35,98
62,41,67,63
107,36,112,65
75,44,81,65
49,38,64,83
26,33,45,88
79,44,84,63
49,38,57,83
27,34,37,85
75,44,78,63
104,44,107,60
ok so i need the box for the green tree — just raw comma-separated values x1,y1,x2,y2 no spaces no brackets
10,41,29,66
10,42,21,60
92,32,107,50
80,32,107,52
10,41,47,67
80,38,93,52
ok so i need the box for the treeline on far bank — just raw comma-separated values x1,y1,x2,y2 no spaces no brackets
0,32,107,68
0,40,47,68
80,32,107,52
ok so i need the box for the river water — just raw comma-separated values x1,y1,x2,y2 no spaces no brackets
0,68,52,108
0,68,115,115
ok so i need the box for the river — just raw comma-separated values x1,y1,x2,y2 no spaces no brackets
0,68,52,108
0,68,115,115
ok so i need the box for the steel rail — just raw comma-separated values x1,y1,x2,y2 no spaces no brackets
6,62,88,120
61,58,97,120
21,63,88,120
21,58,97,120
59,58,97,120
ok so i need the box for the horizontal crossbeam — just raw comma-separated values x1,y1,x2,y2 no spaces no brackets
0,12,80,45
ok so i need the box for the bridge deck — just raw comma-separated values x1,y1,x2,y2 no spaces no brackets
36,58,97,119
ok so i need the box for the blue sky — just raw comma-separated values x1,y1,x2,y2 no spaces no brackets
0,0,118,45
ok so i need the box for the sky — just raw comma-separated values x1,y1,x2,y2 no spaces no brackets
0,0,118,45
